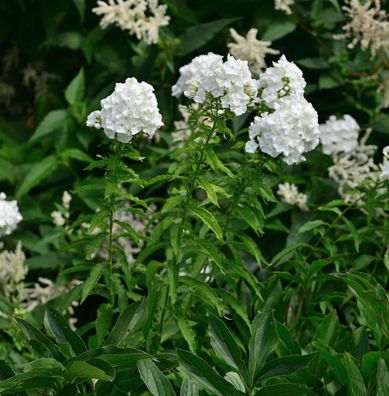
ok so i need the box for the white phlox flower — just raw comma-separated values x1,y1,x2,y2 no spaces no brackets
92,0,170,45
256,55,306,109
246,95,319,165
0,193,22,237
319,114,360,155
86,77,163,143
227,28,279,75
245,55,319,165
172,53,257,116
277,182,308,210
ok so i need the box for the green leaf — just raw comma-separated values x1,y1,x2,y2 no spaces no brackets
107,300,146,345
180,277,223,315
81,263,104,303
67,359,115,382
188,205,223,241
62,148,93,162
248,311,278,386
180,377,200,396
193,238,222,269
175,312,198,353
29,110,68,142
177,349,243,396
137,359,175,396
255,383,309,395
15,318,65,362
72,0,85,21
209,313,247,377
0,361,13,381
96,303,113,345
298,220,327,233
65,68,85,105
255,354,314,383
178,18,238,56
205,147,234,178
262,20,296,41
343,217,360,252
296,58,329,69
376,359,389,396
16,155,59,198
45,306,87,355
314,310,339,347
237,234,267,268
342,353,366,396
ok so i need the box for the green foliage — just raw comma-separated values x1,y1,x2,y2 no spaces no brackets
0,0,389,395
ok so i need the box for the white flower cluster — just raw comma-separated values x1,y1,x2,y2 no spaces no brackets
87,77,163,143
380,146,389,180
0,193,22,237
328,129,379,202
245,56,319,165
51,191,72,227
277,182,308,210
92,0,170,44
340,0,389,58
0,243,27,296
172,53,257,116
256,55,306,109
227,28,279,75
319,115,360,155
274,0,294,15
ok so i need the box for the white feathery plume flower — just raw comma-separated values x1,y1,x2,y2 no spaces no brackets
92,0,170,45
227,28,279,75
328,129,379,202
277,183,308,210
172,53,258,116
274,0,294,15
0,193,22,237
256,54,306,109
246,95,319,165
380,146,389,180
319,115,360,155
62,191,72,210
339,0,389,58
51,191,72,227
86,77,163,143
0,242,27,288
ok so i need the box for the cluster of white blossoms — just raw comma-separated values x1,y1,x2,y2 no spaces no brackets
319,115,360,155
172,53,257,116
227,28,279,75
51,191,72,227
380,146,389,180
340,0,389,58
87,77,163,143
246,56,320,165
92,0,170,44
0,193,22,237
277,182,308,210
274,0,294,15
328,129,379,202
0,242,27,300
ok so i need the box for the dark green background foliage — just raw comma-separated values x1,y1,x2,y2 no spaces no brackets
0,0,388,395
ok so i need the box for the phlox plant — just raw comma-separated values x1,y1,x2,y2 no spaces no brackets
0,1,389,395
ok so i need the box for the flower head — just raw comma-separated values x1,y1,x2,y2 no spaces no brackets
256,55,306,109
86,77,163,143
227,28,279,75
246,95,319,165
0,193,22,237
92,0,170,44
277,182,308,210
0,242,27,287
319,115,360,155
340,0,389,58
172,53,257,116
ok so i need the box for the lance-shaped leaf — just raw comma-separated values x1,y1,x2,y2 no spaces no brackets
137,359,175,396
